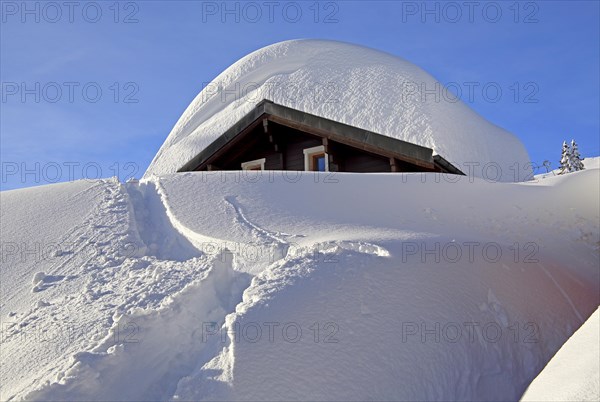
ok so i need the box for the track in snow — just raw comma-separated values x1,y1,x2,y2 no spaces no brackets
8,181,251,401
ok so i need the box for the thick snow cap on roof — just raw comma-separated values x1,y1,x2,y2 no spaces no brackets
145,39,531,181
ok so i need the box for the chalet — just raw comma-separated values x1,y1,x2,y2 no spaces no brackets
145,40,531,182
178,100,464,175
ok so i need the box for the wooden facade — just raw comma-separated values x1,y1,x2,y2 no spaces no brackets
178,100,464,175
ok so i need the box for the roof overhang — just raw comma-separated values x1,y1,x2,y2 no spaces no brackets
178,100,459,173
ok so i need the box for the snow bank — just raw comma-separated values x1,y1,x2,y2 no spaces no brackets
521,307,599,401
1,179,121,396
144,40,531,182
1,180,105,306
2,165,598,400
157,170,599,400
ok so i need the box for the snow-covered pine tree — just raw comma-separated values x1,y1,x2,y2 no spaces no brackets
570,139,585,171
559,141,571,174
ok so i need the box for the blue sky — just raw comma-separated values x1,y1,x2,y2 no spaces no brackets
1,0,598,190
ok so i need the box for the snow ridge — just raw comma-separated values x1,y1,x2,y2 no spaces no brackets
2,165,598,401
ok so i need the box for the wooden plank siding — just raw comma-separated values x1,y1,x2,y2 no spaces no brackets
282,133,322,171
332,142,392,173
193,120,432,173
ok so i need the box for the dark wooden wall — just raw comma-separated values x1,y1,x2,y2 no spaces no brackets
282,134,322,170
200,120,430,173
331,142,390,172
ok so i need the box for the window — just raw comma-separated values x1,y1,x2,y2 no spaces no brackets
241,158,266,171
303,145,328,172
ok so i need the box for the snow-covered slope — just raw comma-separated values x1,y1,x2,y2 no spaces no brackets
2,166,598,401
144,40,531,182
521,307,599,401
535,157,600,179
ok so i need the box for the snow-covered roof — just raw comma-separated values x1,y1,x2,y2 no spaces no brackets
144,39,531,181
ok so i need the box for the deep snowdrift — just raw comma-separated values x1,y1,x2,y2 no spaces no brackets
144,40,531,182
1,164,598,401
521,307,599,401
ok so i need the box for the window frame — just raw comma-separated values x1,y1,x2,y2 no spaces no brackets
241,158,266,171
303,145,329,172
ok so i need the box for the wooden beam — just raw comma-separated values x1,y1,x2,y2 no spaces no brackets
390,157,399,172
263,118,280,152
197,115,266,170
323,137,334,171
218,132,264,168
